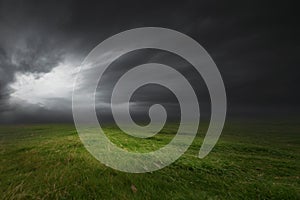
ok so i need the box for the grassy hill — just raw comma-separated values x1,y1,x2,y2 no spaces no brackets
0,121,299,199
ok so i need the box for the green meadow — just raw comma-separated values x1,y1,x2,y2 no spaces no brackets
0,120,299,199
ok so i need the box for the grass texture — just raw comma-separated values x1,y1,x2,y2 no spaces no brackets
0,120,299,199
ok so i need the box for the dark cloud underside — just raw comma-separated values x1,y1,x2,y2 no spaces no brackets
0,0,299,123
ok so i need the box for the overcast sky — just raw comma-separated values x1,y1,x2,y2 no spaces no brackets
0,0,299,123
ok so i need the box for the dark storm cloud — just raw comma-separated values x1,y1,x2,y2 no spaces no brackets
0,0,69,111
0,0,299,123
0,0,89,121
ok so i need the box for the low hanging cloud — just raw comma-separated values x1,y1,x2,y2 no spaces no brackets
0,0,299,123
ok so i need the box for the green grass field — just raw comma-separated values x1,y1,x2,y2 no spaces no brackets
0,120,299,199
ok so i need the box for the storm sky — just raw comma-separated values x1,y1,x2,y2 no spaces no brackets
0,0,299,123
